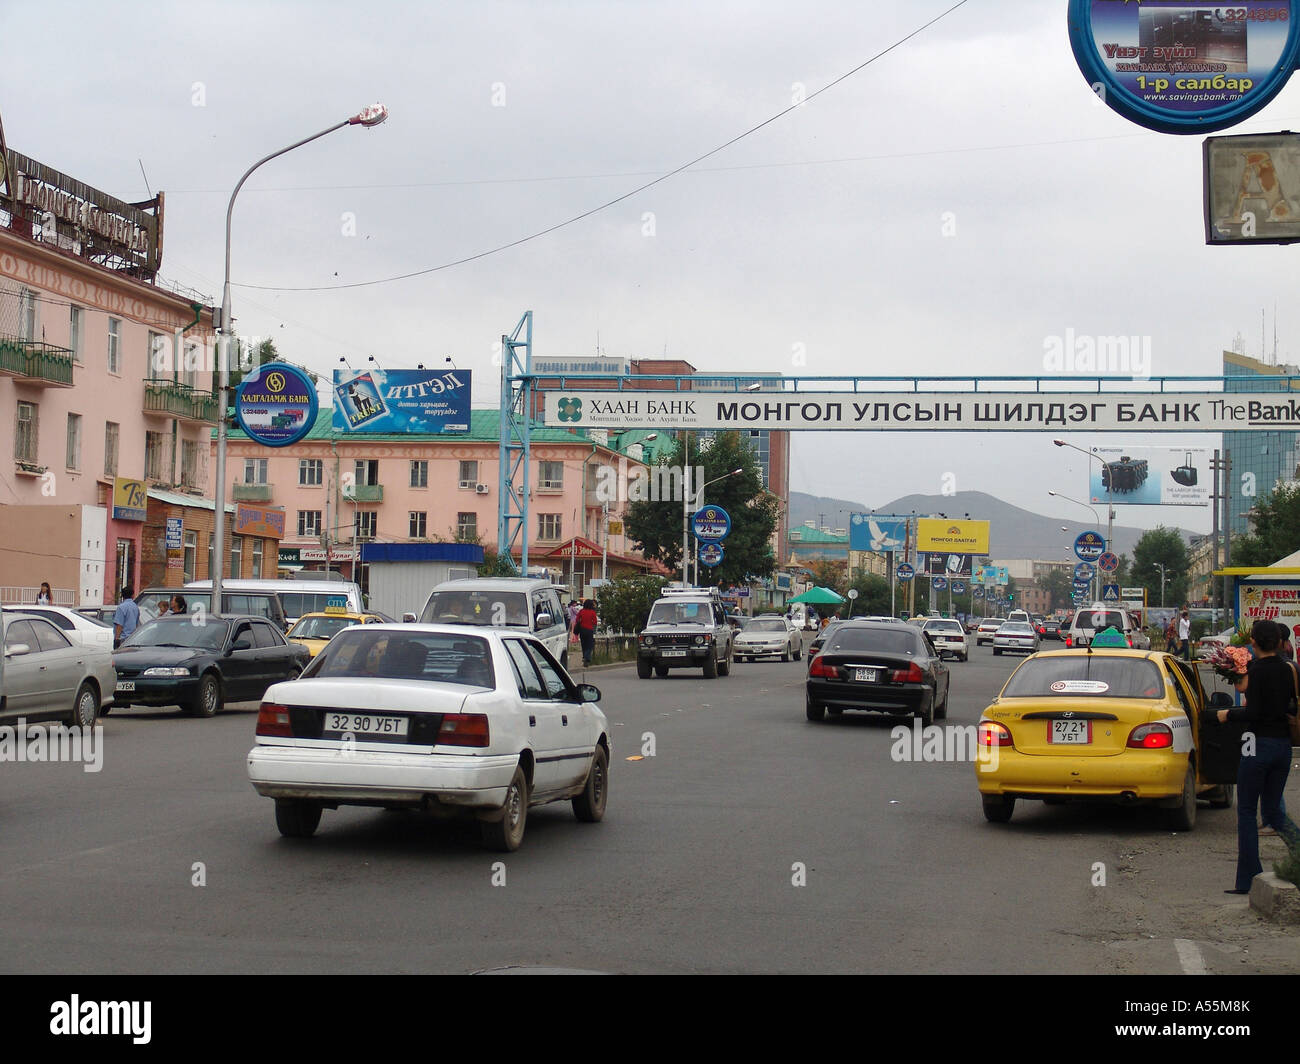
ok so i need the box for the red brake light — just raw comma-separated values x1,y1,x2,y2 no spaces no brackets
808,655,838,678
1127,723,1173,749
978,720,1014,747
256,702,292,737
438,713,490,747
890,662,925,684
1064,635,1073,647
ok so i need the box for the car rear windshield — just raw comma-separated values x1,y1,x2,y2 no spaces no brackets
1001,656,1163,699
748,618,787,632
290,615,357,640
1072,610,1127,631
310,629,496,686
924,621,964,633
420,591,529,627
826,628,921,656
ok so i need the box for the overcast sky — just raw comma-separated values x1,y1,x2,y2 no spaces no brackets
6,0,1299,537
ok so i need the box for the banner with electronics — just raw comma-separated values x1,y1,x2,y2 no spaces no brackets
332,369,470,434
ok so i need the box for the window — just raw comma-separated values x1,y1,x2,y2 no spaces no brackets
409,511,427,538
19,288,37,340
299,458,322,486
354,510,377,540
538,513,562,540
104,422,119,477
69,306,83,363
457,512,477,541
243,458,268,484
107,318,121,374
458,460,478,489
229,536,243,578
354,459,379,486
145,430,167,481
148,331,166,377
183,531,197,583
297,510,322,538
410,460,428,488
538,461,563,490
180,440,198,487
65,413,81,471
15,401,37,463
252,539,264,578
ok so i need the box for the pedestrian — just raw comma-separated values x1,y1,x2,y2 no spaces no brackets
113,585,140,648
1217,619,1300,893
36,581,52,604
576,598,598,667
171,594,188,616
1277,622,1295,663
1177,609,1191,660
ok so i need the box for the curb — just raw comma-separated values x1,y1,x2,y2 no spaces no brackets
1249,871,1300,924
568,660,635,675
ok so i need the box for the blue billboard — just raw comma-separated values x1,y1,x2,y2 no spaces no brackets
849,514,908,552
332,369,470,434
236,362,319,447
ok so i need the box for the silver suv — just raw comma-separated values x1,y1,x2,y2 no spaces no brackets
637,588,734,679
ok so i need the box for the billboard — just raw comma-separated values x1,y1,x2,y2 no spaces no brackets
922,552,973,577
332,369,470,434
112,477,147,522
916,519,990,555
848,514,907,552
1087,446,1210,507
1238,581,1300,641
1205,132,1300,245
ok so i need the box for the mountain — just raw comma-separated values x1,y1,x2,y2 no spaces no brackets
787,490,1185,561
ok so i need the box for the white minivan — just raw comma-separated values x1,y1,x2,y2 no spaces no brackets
417,578,571,667
185,578,363,625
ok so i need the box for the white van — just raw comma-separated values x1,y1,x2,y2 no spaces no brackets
185,578,363,625
417,578,571,667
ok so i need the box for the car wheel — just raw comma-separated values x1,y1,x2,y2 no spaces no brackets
805,694,825,722
572,745,609,823
703,652,717,679
781,644,790,662
793,644,802,661
1165,764,1197,832
934,686,948,721
915,696,934,727
481,766,528,852
982,795,1015,823
993,647,1002,656
636,658,652,679
274,799,322,838
70,682,99,729
188,673,221,718
1042,797,1066,806
718,648,732,677
655,664,670,678
1208,783,1235,809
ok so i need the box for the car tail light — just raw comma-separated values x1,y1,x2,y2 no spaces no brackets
1064,635,1073,648
256,702,292,737
437,713,490,747
1127,723,1173,749
890,662,925,684
978,720,1013,747
808,655,838,678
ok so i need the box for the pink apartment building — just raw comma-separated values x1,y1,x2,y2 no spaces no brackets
216,408,663,593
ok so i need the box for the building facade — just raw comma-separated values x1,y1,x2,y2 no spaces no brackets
1223,349,1300,536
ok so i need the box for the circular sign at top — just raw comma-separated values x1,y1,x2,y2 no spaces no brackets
1074,531,1107,562
235,362,319,447
1069,1,1300,134
692,506,731,542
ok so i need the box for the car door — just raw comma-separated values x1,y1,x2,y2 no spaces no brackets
521,637,596,791
2,619,47,718
501,638,571,797
1169,656,1239,785
250,621,292,694
221,621,260,702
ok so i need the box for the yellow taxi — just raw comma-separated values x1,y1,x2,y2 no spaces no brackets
974,646,1238,830
285,611,387,657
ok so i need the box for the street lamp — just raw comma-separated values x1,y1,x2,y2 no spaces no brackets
1050,491,1101,600
1154,561,1167,608
1052,438,1114,551
212,105,388,615
690,467,743,584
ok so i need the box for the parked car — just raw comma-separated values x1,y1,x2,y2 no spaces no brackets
976,618,1006,646
76,606,120,626
993,621,1040,656
112,615,310,717
286,611,388,658
416,578,569,667
734,615,801,662
3,605,114,651
247,624,610,850
921,618,969,662
2,612,117,727
975,648,1237,827
637,587,733,679
806,620,950,726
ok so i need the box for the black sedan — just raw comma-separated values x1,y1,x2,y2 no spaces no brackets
111,615,309,718
806,620,949,725
1037,619,1063,640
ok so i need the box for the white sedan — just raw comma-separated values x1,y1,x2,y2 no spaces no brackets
993,621,1040,656
734,616,802,662
3,605,114,651
247,624,610,851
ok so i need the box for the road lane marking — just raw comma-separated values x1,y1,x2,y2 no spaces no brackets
1173,938,1207,975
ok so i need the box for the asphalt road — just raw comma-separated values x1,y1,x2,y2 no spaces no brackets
0,634,1291,974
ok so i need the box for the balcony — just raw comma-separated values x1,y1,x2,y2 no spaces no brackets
347,483,384,503
232,482,273,502
143,378,218,423
0,337,75,388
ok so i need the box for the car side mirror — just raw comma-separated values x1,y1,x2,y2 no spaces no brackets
402,612,417,623
576,683,601,703
536,613,553,628
5,643,31,657
230,638,252,653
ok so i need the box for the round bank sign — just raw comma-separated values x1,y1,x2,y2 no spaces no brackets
235,362,319,447
692,506,732,542
1069,1,1300,134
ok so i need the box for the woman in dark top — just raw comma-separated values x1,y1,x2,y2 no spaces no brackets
1218,620,1300,893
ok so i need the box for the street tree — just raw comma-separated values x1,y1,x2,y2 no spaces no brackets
1130,526,1190,608
1231,481,1300,567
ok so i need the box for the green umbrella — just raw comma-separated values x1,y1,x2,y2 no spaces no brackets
788,586,845,605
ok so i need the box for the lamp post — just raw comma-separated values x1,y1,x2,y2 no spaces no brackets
1154,561,1167,608
1053,439,1114,553
1050,491,1102,600
690,467,743,584
212,105,387,615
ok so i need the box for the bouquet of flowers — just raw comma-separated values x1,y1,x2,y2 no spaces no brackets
1202,643,1251,684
